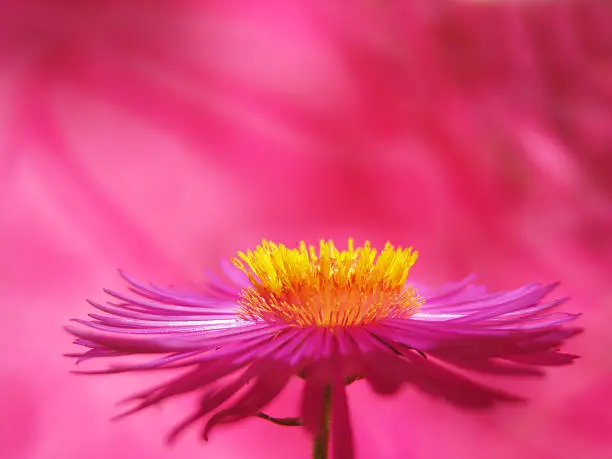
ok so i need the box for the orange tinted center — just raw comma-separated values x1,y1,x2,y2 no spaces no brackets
233,239,423,327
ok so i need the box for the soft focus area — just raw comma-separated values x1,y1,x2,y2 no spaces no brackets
1,0,611,458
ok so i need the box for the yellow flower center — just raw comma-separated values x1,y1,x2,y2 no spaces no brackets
232,239,423,328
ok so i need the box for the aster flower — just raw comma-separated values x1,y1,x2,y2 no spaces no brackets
66,239,580,459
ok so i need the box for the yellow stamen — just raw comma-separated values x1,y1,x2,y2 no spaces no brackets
233,239,423,328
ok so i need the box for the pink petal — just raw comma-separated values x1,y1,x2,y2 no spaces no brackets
203,362,294,440
301,378,327,435
331,370,354,459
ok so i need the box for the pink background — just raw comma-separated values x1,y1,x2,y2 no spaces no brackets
1,1,611,458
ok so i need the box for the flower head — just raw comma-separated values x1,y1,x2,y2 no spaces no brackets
234,240,422,327
67,239,581,459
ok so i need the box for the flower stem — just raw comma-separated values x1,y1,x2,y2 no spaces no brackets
255,411,302,426
312,385,332,459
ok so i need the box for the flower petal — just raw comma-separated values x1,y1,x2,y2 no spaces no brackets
116,359,252,419
331,365,354,459
167,372,255,444
400,354,523,409
202,361,294,440
346,329,406,394
301,378,327,435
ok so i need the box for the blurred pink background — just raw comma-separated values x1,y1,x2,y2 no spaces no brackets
1,1,611,458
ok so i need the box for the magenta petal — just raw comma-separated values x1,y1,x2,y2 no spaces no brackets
503,350,580,366
104,287,235,311
118,273,220,305
518,327,583,349
202,362,294,440
165,356,294,443
419,275,478,303
65,324,202,353
301,378,327,435
347,330,405,394
83,314,231,334
88,299,235,320
69,348,128,364
401,355,523,409
361,353,405,394
167,374,253,444
432,355,545,376
65,322,279,362
117,360,251,419
331,372,355,459
448,284,557,323
219,259,250,288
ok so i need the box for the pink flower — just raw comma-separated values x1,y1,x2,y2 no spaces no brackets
2,0,610,458
67,240,580,459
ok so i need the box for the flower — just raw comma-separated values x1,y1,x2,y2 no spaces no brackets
2,0,606,458
66,239,580,459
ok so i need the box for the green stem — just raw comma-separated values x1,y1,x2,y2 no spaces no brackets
312,386,332,459
255,412,302,427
